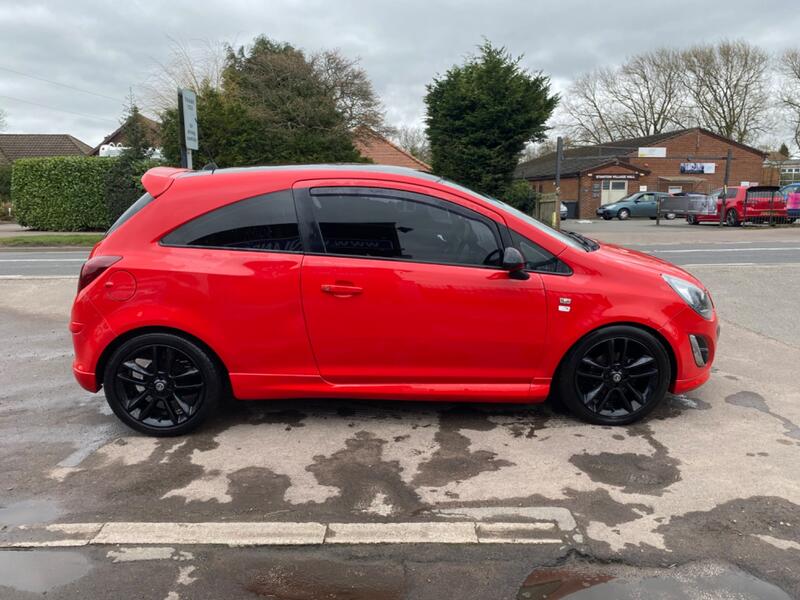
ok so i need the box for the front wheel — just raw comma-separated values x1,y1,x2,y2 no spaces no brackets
103,333,222,436
617,208,631,220
726,209,740,227
558,326,671,425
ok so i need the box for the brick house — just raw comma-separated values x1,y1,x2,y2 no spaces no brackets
354,128,430,171
515,128,766,218
89,114,162,156
0,134,91,165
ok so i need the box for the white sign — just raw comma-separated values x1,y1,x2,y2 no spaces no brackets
668,186,683,194
638,147,667,158
639,185,648,192
680,162,716,174
181,89,199,151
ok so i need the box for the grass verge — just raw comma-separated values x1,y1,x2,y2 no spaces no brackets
0,234,104,247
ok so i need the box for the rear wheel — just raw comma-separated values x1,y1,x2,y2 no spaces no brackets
103,333,222,436
725,209,740,227
665,213,677,220
558,326,671,425
617,208,631,220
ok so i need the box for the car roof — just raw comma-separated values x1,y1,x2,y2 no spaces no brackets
142,164,442,198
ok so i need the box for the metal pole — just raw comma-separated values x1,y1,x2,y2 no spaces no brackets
656,195,661,226
555,136,563,230
178,88,188,169
720,149,732,227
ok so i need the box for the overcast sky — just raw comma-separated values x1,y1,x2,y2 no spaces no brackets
1,0,798,146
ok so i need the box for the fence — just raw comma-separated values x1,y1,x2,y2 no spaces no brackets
533,192,561,230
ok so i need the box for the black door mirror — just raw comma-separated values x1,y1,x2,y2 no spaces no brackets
502,247,529,280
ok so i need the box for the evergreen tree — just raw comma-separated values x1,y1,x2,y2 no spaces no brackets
425,41,558,198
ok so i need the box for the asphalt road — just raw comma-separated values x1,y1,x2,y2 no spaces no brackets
1,239,799,277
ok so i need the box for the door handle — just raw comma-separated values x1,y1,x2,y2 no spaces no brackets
321,284,363,296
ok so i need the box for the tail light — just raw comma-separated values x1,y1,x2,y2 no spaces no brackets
78,256,121,293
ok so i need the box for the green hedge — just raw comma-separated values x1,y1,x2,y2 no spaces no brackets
11,156,159,231
12,156,114,231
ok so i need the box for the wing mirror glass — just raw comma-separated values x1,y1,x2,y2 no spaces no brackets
502,247,529,280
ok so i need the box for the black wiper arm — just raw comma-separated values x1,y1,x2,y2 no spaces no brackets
565,231,599,251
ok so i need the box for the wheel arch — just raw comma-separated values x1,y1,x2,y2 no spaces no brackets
552,321,677,388
95,326,231,391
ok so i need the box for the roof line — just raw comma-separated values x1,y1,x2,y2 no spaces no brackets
357,126,431,171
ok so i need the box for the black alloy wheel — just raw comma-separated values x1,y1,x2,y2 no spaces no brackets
103,333,221,436
726,209,740,227
558,326,670,425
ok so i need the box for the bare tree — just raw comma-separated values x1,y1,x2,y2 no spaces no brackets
140,37,228,113
312,49,391,138
392,125,431,163
0,107,6,131
562,69,620,144
563,49,689,144
779,48,800,152
681,40,772,144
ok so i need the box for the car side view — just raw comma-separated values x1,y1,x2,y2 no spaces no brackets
595,192,676,220
71,165,718,436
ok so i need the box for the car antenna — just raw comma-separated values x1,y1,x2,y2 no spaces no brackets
202,162,218,173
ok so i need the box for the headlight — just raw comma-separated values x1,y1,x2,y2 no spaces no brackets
662,274,714,320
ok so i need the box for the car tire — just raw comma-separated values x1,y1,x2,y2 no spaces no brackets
617,209,630,220
557,325,671,426
103,332,222,436
602,214,612,221
725,209,740,227
665,213,677,220
687,215,698,225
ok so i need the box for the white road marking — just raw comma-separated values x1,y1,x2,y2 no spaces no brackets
1,520,567,547
0,275,78,279
650,247,800,254
0,258,85,262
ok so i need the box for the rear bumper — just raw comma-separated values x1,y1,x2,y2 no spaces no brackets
70,293,115,393
659,307,719,395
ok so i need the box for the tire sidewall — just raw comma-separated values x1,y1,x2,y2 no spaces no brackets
103,333,221,436
557,325,671,426
618,209,630,220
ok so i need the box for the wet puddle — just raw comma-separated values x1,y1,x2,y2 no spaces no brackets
0,550,93,594
518,563,792,599
0,498,61,526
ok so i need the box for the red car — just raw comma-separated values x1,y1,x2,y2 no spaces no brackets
688,185,787,226
71,165,718,435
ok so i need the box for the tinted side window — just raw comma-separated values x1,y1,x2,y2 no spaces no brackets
510,230,571,274
310,191,502,267
162,190,302,252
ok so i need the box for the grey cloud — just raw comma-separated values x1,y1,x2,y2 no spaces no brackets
0,0,797,145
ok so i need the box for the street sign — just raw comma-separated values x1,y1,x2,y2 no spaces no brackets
180,89,199,151
638,147,667,158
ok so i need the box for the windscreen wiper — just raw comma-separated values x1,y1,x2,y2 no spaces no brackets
565,231,599,251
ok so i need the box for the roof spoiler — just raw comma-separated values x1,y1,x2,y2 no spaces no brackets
141,167,189,198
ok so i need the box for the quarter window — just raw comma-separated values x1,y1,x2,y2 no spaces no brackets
510,230,571,274
309,190,502,267
162,190,302,252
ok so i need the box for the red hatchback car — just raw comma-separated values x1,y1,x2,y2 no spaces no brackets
71,165,718,435
688,185,787,226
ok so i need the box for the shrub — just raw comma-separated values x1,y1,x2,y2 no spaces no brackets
503,179,537,214
12,156,115,231
0,164,11,202
11,156,159,231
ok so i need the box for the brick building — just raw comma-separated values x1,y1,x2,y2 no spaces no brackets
515,128,766,218
353,127,430,171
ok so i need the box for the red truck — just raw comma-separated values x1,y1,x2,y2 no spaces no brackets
687,185,788,226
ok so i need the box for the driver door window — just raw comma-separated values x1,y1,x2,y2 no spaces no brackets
308,189,503,268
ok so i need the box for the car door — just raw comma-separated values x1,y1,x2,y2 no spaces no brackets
637,193,657,217
295,182,548,387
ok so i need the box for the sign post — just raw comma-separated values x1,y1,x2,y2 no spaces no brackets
177,88,199,170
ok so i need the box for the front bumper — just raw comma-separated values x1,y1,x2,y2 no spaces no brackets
659,307,719,395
